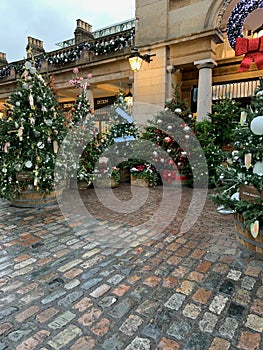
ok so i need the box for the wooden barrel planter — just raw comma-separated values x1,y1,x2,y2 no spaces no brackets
233,184,263,259
93,178,119,188
11,186,63,208
11,171,63,208
234,213,263,259
130,175,149,187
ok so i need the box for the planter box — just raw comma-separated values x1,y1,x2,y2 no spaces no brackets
234,213,263,259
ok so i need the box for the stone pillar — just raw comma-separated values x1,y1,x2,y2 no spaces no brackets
86,87,94,111
194,59,217,121
166,65,175,100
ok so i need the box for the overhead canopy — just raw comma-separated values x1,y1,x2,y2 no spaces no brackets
212,80,260,100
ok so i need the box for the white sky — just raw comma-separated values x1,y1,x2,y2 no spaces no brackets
0,0,135,62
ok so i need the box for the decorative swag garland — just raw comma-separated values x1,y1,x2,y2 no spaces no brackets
227,0,263,49
0,28,135,80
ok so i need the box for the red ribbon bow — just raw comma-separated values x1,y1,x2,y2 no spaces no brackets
235,37,263,72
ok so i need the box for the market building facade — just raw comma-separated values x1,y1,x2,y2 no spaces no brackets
0,0,262,125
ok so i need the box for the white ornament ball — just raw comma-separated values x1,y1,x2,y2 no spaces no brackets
250,116,263,135
30,67,36,74
37,142,45,149
174,108,182,114
183,126,191,134
24,61,32,69
253,161,263,175
25,161,33,168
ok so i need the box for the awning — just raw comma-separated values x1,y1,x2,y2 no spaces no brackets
212,80,260,100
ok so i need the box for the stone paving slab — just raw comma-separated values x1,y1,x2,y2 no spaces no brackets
0,184,262,349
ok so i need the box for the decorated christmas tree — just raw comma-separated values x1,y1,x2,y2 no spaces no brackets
66,68,97,185
108,89,139,142
211,79,263,234
193,120,223,186
142,86,196,185
93,90,140,185
0,59,67,201
206,98,241,147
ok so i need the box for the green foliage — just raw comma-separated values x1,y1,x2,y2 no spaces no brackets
207,98,241,146
193,120,224,186
164,85,195,127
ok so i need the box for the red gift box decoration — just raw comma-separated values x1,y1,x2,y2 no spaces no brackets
235,37,263,72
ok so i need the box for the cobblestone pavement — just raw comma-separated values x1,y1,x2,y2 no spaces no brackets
0,184,263,350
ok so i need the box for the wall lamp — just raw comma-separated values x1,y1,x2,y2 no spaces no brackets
128,47,156,72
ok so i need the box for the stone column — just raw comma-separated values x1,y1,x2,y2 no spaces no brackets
86,87,94,111
166,65,175,100
194,59,217,122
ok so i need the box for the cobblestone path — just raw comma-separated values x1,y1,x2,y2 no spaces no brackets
0,184,262,349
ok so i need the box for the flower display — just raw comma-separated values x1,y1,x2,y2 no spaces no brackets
130,162,158,187
69,68,92,96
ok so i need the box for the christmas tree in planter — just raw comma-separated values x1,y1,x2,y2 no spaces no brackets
142,86,195,186
66,68,96,189
98,90,140,185
211,80,263,258
0,60,67,206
